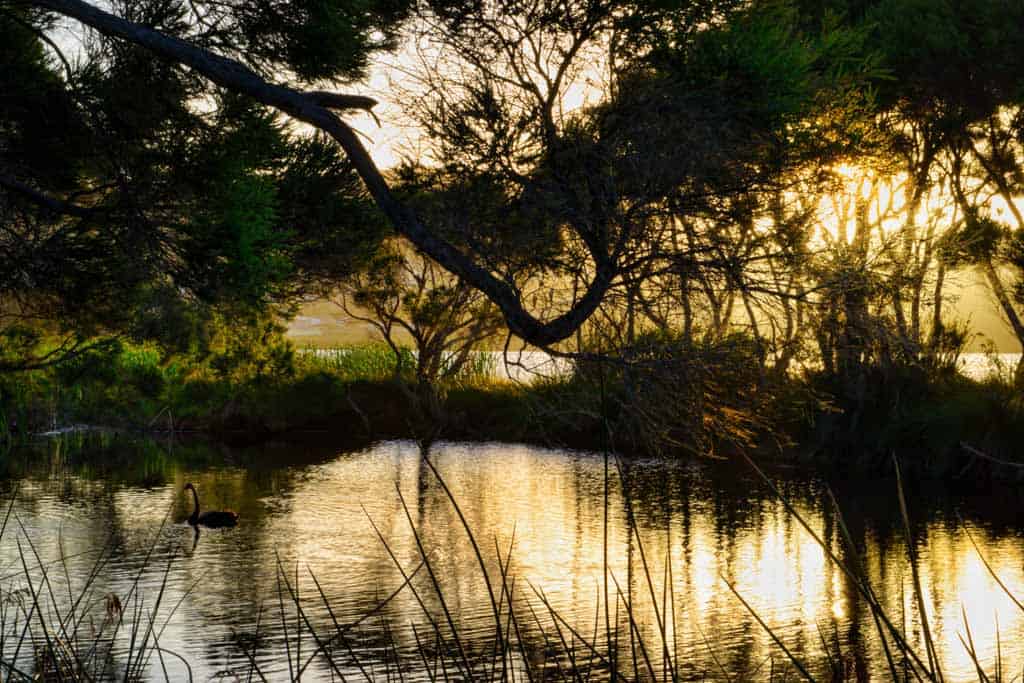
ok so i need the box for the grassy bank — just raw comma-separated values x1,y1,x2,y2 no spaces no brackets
2,341,1024,479
796,364,1024,480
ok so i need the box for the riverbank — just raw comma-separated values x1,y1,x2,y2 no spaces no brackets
3,342,1024,482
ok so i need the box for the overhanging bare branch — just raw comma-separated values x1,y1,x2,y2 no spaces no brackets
29,0,618,348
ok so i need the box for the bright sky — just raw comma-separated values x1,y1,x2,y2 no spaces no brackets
810,165,1024,352
342,21,610,170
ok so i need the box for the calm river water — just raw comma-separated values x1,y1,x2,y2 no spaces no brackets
2,434,1023,681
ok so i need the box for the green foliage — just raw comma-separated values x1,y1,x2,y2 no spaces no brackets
883,372,1024,471
189,311,296,384
0,362,53,437
1,11,391,373
298,344,497,385
172,101,382,307
0,325,44,370
190,168,286,301
343,239,505,396
864,0,1024,119
940,211,1007,266
687,4,817,122
233,0,412,81
643,0,878,130
586,0,880,222
391,164,558,273
5,0,1024,472
340,169,508,401
0,9,88,187
278,136,388,293
349,247,404,311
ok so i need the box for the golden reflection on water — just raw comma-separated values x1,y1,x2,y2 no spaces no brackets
242,442,1024,681
4,438,1024,681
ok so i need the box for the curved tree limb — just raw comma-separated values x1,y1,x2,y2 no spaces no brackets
0,173,95,217
28,0,617,347
306,91,378,111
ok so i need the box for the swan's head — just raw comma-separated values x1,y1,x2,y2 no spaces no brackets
183,482,195,492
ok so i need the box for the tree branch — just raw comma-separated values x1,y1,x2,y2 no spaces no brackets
0,173,95,217
31,0,617,348
306,91,378,111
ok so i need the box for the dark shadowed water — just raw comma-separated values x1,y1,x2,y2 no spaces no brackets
2,433,1023,681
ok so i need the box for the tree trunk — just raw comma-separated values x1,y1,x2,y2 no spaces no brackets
983,259,1024,351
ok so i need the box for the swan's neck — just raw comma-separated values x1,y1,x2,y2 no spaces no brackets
188,487,200,524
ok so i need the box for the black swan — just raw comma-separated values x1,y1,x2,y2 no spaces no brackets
184,482,238,528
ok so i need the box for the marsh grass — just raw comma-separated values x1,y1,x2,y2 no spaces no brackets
226,446,1024,682
0,487,198,682
297,345,499,385
297,344,416,382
